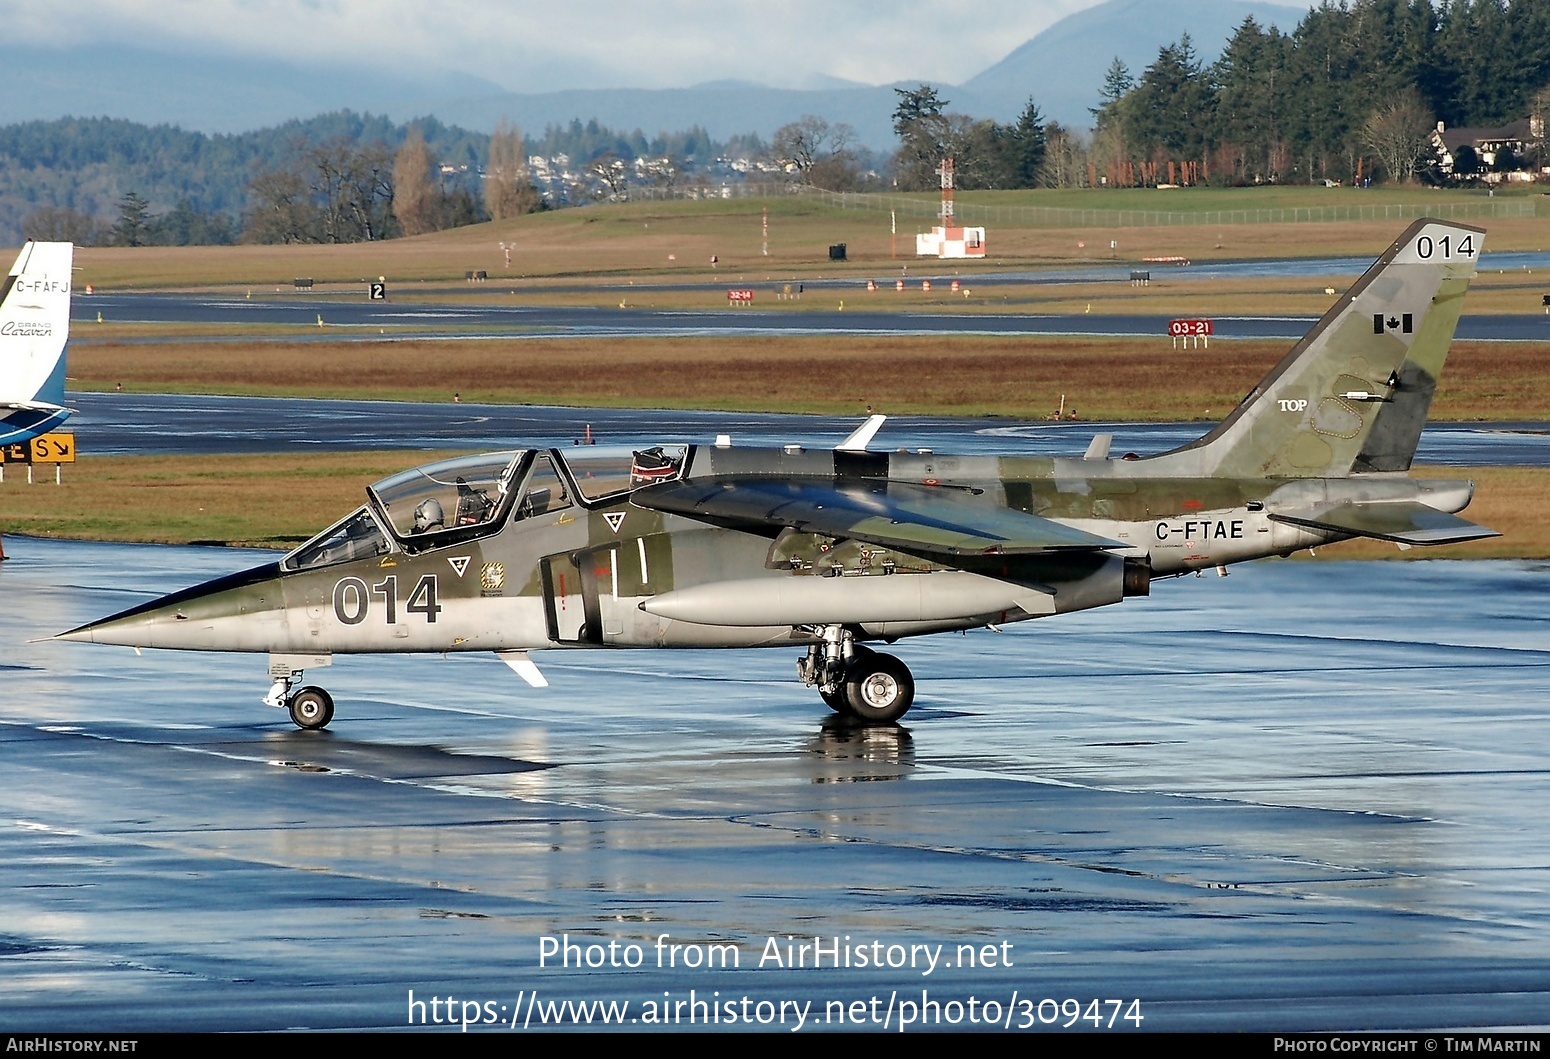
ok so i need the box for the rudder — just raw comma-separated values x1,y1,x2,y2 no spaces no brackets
1148,220,1482,479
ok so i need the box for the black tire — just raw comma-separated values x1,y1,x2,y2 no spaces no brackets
819,683,850,713
844,653,914,724
817,644,870,712
288,686,334,730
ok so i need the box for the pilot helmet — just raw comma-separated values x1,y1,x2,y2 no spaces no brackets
412,497,445,531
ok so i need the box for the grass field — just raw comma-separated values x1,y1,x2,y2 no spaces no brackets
0,452,450,549
65,335,1550,421
0,454,1539,559
44,187,1550,292
8,188,1549,558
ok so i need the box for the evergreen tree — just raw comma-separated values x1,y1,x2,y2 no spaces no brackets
1004,99,1048,187
891,85,951,190
111,191,150,247
1092,57,1135,128
1212,17,1294,182
1126,35,1214,164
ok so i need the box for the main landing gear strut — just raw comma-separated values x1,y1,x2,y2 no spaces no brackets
798,626,915,724
264,662,335,731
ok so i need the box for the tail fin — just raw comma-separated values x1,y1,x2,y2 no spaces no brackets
1151,220,1481,478
0,241,74,445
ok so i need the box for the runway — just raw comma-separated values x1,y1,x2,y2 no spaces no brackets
71,291,1550,342
2,536,1547,1031
65,390,1550,465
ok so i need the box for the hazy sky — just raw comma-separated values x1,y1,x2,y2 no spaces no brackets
14,0,1129,91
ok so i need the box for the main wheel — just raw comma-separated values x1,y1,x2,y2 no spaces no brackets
819,683,850,713
816,644,871,713
844,653,914,724
288,686,334,730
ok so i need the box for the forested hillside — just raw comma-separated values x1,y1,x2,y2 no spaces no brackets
0,112,766,244
1091,0,1550,185
6,0,1547,241
0,113,489,244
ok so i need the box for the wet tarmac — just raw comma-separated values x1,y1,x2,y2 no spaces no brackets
2,536,1547,1031
71,291,1550,342
65,390,1550,466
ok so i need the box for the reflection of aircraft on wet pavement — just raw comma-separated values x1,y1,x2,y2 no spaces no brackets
0,242,73,447
59,222,1497,729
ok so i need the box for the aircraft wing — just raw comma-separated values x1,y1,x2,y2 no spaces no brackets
1270,501,1498,545
633,477,1123,556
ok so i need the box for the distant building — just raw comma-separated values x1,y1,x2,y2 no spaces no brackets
1431,117,1545,183
916,226,987,259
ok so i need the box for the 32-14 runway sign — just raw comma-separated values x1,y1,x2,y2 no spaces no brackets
727,289,755,303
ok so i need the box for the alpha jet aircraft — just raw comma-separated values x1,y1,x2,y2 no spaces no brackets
58,220,1497,728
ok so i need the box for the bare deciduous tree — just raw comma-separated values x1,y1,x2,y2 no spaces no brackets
772,115,860,189
1361,90,1433,184
392,128,440,237
22,205,104,244
590,151,630,201
1529,83,1550,169
302,138,395,242
485,120,538,220
242,138,395,244
243,168,313,244
1041,123,1089,188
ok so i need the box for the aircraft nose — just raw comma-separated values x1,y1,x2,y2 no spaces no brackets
53,560,284,649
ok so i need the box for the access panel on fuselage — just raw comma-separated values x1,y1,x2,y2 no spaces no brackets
541,550,589,643
540,546,617,645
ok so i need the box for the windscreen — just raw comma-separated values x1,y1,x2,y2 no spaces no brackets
282,507,391,571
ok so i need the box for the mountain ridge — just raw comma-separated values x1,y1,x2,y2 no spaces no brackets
0,1,1311,145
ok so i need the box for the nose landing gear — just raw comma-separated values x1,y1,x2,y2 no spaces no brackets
264,655,336,730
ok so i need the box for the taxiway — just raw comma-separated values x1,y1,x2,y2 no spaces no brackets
2,537,1546,1031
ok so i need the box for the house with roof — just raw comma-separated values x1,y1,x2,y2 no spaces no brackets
1430,117,1546,183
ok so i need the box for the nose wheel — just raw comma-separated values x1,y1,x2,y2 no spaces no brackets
287,686,335,730
263,657,337,730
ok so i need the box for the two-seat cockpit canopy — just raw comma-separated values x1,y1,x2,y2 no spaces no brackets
281,445,689,572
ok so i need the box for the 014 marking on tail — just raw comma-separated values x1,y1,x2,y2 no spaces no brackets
57,221,1495,729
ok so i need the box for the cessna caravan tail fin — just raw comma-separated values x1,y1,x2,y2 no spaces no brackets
0,241,74,446
1150,220,1482,479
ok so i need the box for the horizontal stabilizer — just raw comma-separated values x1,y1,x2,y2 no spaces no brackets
634,477,1123,556
1270,501,1498,546
0,401,69,414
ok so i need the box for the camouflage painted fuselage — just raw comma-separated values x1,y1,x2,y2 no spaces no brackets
60,442,1479,656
